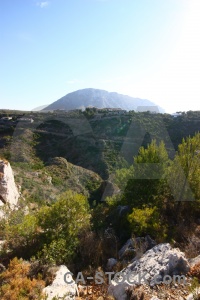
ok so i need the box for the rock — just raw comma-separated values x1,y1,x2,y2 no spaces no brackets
150,297,160,300
118,235,156,260
186,288,200,300
43,265,78,300
0,159,19,211
106,258,118,271
100,180,120,200
186,295,193,300
0,263,6,273
116,205,131,217
46,176,52,184
24,205,29,216
0,240,6,251
78,284,87,297
189,255,200,267
108,243,190,300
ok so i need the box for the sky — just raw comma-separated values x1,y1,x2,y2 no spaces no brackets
0,0,200,113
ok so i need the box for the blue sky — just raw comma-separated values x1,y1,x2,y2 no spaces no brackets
0,0,200,113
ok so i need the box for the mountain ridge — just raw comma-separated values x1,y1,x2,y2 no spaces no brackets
43,88,165,112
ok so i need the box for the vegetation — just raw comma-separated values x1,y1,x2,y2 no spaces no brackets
105,133,200,243
1,109,200,297
2,191,91,265
0,257,45,300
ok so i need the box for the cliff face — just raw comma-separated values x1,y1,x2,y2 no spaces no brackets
0,159,19,208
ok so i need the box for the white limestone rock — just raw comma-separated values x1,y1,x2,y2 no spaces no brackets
189,254,200,268
43,265,77,300
0,159,19,209
108,243,190,300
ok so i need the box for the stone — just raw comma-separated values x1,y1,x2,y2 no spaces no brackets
186,288,200,300
106,258,118,271
108,243,190,300
186,294,194,300
189,255,200,267
118,235,156,260
0,159,19,212
43,265,78,300
46,176,52,184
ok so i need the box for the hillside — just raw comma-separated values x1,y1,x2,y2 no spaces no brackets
1,109,200,299
43,88,165,112
1,110,200,180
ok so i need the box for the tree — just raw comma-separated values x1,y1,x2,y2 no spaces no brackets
4,190,91,265
122,140,170,208
127,206,165,239
167,132,200,221
37,190,91,264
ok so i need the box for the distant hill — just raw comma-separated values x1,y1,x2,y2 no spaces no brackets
43,88,164,112
32,104,49,111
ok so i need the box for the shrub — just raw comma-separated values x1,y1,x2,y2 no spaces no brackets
4,191,91,265
127,206,165,239
0,257,45,300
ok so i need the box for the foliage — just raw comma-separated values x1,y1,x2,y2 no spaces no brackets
111,133,200,240
120,140,170,208
167,132,200,222
114,165,134,191
37,191,91,264
0,257,45,300
127,206,166,239
3,191,91,265
188,277,200,300
2,111,200,267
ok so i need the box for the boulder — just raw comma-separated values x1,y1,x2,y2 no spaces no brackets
0,159,19,210
43,265,78,300
189,254,200,268
108,243,190,300
118,235,156,260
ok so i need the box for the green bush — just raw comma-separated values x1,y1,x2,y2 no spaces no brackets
3,191,91,265
127,206,166,239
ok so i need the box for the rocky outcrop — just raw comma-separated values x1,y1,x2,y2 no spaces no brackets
108,243,190,300
118,235,156,260
0,159,19,209
43,265,77,300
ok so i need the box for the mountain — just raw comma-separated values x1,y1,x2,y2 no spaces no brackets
43,88,164,112
32,104,49,111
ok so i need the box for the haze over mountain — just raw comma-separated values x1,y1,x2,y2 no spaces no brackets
43,88,165,112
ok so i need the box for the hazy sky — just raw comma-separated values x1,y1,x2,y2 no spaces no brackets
0,0,200,113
